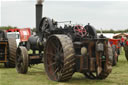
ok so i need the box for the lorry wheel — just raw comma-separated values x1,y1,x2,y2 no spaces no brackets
16,46,29,74
5,38,17,68
44,35,75,82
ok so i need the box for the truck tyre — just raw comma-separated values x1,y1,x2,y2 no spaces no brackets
5,38,17,68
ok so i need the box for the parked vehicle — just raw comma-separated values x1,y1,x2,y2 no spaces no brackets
6,28,31,47
109,39,121,65
0,30,17,67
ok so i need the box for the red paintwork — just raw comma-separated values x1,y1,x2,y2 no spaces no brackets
126,41,128,46
73,25,87,37
121,37,125,42
113,33,128,38
6,29,20,32
6,28,31,42
109,39,121,48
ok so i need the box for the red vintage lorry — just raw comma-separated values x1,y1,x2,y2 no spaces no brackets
6,28,31,47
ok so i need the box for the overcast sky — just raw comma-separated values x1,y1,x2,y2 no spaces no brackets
1,0,128,30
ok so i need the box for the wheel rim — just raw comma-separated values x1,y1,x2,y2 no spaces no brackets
16,47,28,73
44,36,64,81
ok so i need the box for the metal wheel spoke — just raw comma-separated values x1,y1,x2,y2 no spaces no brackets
48,62,56,67
51,42,57,50
54,38,61,49
84,72,97,79
46,53,56,57
17,62,23,68
56,45,63,55
90,73,96,78
17,63,21,67
20,63,24,69
54,67,59,75
19,57,23,62
59,49,64,63
59,46,63,53
17,53,21,58
54,43,61,53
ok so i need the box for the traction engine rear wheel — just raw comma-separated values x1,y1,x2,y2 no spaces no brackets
84,42,112,79
44,35,75,82
16,46,29,74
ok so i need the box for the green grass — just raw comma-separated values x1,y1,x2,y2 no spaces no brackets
0,49,128,85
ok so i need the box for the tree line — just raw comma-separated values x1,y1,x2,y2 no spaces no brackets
0,26,128,33
0,26,17,30
97,29,128,33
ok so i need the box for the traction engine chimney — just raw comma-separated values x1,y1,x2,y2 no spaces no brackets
36,0,44,34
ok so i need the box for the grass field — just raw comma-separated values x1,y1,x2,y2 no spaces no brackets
0,49,128,85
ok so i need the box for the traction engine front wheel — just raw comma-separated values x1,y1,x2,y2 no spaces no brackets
83,42,112,79
16,46,29,74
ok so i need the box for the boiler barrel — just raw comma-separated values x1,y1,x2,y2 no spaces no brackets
28,35,41,50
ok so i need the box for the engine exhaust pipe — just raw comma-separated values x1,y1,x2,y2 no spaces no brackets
36,0,44,34
37,0,43,4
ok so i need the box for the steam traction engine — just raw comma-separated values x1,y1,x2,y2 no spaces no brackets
16,0,113,81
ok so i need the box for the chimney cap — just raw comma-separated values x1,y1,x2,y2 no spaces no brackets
37,0,44,4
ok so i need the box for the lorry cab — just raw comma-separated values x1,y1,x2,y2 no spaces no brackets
7,32,20,47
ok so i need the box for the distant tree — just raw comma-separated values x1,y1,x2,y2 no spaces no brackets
97,28,128,33
0,26,17,30
110,29,114,33
31,28,36,32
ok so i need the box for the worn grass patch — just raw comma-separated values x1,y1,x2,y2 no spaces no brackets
0,49,128,85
